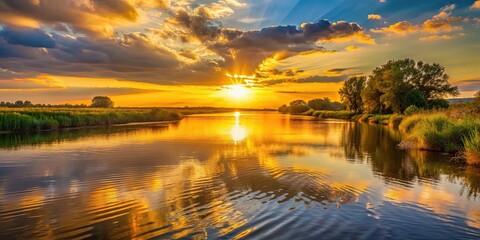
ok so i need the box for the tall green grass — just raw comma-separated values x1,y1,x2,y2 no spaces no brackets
0,109,182,132
463,130,480,166
311,110,357,119
402,114,480,153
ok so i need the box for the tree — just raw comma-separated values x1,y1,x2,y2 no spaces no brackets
278,104,289,114
289,99,309,114
14,100,24,107
308,98,330,110
361,59,457,113
406,61,459,99
339,76,366,113
24,101,33,107
91,96,114,108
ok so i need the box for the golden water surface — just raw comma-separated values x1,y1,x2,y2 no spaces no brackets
0,112,479,239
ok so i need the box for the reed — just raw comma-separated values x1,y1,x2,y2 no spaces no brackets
0,108,182,132
463,130,480,166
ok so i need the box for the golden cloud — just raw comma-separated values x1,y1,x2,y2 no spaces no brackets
371,5,467,35
368,14,382,20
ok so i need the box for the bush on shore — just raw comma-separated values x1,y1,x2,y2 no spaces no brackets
311,110,356,119
402,114,480,153
463,130,480,166
0,109,182,132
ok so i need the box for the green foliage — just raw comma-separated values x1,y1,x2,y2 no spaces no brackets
361,59,457,114
399,114,423,133
91,96,114,108
463,130,480,166
339,76,366,113
0,109,182,132
307,97,343,110
404,105,420,116
428,99,449,110
278,104,289,114
404,114,480,152
288,99,310,114
312,110,356,119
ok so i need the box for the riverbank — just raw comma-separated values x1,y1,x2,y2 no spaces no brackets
0,108,183,133
301,107,480,166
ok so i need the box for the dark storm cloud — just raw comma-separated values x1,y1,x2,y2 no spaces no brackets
0,26,56,48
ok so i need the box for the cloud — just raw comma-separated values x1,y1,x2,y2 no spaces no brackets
371,5,467,35
371,21,417,34
209,20,374,73
0,26,56,48
470,1,480,10
0,0,170,37
326,68,351,74
261,75,348,86
456,79,480,92
345,45,359,51
368,14,382,20
0,0,373,88
419,33,464,41
237,17,267,23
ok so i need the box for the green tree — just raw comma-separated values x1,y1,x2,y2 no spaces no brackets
14,100,24,107
407,61,459,99
289,99,309,114
278,104,289,114
339,76,366,113
308,98,328,110
91,96,114,108
361,59,457,114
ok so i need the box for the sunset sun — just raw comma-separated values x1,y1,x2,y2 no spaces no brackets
228,84,249,99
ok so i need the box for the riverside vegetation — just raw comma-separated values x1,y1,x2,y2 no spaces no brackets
278,59,480,166
0,96,183,133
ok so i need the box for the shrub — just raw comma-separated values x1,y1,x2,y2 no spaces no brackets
0,109,183,132
313,110,356,119
406,115,479,152
404,105,420,116
463,130,480,166
399,114,423,133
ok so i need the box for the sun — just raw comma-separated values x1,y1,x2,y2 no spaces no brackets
228,84,249,99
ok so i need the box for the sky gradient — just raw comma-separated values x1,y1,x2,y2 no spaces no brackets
0,0,479,107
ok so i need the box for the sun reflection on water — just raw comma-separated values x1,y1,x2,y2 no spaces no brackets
230,112,247,143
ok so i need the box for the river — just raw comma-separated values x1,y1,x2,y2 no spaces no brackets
0,112,479,239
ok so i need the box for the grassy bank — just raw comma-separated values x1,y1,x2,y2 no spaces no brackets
305,110,392,124
301,107,480,166
0,108,183,133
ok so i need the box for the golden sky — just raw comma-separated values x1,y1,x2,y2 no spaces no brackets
0,0,479,107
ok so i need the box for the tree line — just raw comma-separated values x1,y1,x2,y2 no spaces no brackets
278,97,344,114
0,96,115,108
339,59,458,114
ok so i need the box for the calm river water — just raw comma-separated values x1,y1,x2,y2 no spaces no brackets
0,112,479,239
